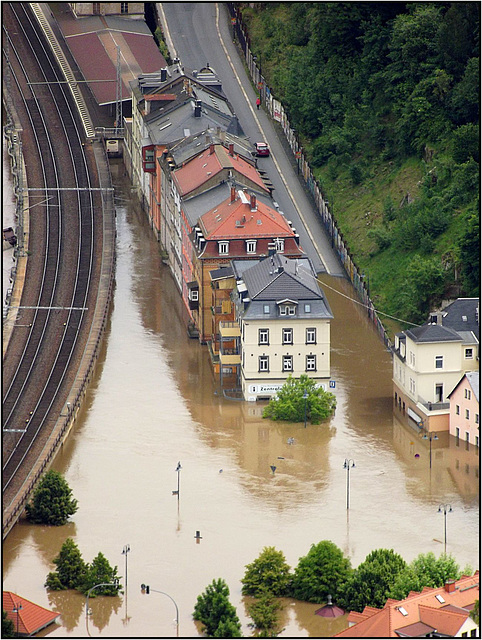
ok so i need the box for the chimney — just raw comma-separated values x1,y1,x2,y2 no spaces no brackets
230,186,236,202
194,100,202,117
228,143,234,156
444,580,456,593
250,194,257,211
160,68,167,82
209,143,215,155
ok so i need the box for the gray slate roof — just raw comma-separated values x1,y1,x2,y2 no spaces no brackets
406,324,463,343
234,254,333,321
438,298,479,339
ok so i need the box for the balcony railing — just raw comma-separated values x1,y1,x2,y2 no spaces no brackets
219,322,240,338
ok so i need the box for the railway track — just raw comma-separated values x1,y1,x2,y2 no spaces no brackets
2,3,102,512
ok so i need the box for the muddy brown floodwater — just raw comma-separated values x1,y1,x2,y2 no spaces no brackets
3,160,479,638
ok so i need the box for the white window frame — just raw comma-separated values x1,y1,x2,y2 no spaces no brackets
218,241,229,255
435,355,443,369
258,329,269,345
259,355,269,372
465,348,474,359
246,239,257,254
189,289,199,302
282,355,293,372
304,303,311,313
282,328,293,345
306,328,317,344
306,355,317,371
263,305,270,314
274,238,284,252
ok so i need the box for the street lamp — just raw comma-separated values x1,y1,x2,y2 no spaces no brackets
12,602,22,638
85,580,119,618
438,504,452,554
122,544,130,589
172,461,182,499
343,459,355,510
303,391,308,428
422,432,438,468
141,584,179,637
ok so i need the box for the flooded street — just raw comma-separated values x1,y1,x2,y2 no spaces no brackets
3,160,479,638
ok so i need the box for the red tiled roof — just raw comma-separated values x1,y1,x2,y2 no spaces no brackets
173,146,268,197
334,572,479,638
3,591,59,636
200,192,294,240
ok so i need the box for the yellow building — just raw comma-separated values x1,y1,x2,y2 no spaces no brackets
393,298,479,431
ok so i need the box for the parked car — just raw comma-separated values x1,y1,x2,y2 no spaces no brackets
252,142,270,157
3,227,17,247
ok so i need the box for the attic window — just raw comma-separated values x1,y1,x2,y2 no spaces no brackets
462,315,467,321
398,607,408,616
435,595,445,603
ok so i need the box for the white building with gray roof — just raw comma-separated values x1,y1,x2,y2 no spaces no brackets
393,298,479,431
232,254,333,401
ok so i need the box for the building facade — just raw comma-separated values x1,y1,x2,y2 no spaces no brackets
392,298,479,431
448,371,479,447
232,254,333,401
189,188,303,343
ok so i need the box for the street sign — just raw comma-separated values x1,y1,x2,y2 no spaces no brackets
231,18,236,25
330,380,336,388
295,151,302,159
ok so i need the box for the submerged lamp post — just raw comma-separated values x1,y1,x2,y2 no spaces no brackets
141,584,179,637
85,580,119,618
438,504,452,554
122,544,130,590
422,432,438,469
303,390,308,428
343,459,355,510
173,461,182,499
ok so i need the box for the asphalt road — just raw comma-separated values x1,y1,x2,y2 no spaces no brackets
159,2,345,277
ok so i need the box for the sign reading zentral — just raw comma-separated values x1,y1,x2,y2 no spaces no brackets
250,383,284,394
249,382,328,394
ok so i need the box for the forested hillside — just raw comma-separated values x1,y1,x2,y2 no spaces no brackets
238,2,479,326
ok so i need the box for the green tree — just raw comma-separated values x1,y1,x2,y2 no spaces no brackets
263,375,336,424
242,547,291,597
26,469,78,526
390,552,467,600
470,600,479,626
193,578,242,638
78,552,121,596
340,548,407,612
291,540,352,603
247,589,284,637
2,610,15,639
45,538,87,590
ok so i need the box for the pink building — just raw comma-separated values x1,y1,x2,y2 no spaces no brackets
448,371,479,448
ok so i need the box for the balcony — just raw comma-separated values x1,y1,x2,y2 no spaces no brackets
219,349,241,365
219,322,240,338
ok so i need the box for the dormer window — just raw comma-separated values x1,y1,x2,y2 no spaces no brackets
279,305,296,316
218,241,229,255
274,238,284,252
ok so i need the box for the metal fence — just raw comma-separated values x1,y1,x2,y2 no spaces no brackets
227,4,392,349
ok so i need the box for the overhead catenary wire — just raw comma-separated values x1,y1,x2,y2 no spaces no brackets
297,264,421,328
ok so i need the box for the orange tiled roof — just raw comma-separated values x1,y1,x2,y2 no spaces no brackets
200,191,294,240
173,145,268,196
3,591,59,636
334,572,479,638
